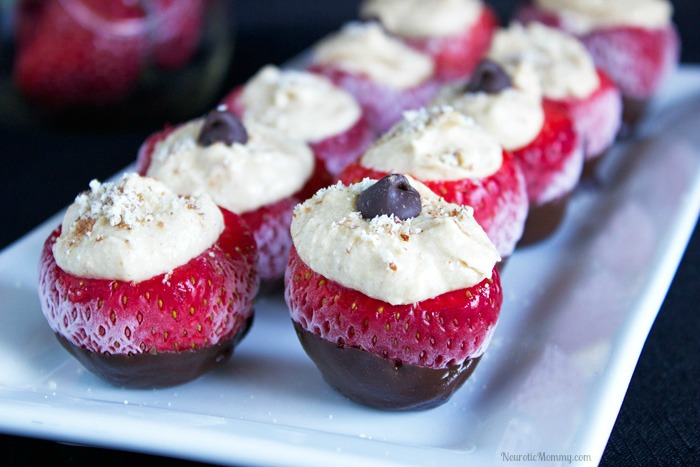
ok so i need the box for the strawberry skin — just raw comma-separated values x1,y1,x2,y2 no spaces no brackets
515,4,680,100
285,247,502,369
240,197,296,282
581,25,680,100
307,113,376,177
339,150,528,259
307,65,441,135
554,69,622,161
135,124,175,176
13,0,148,108
405,5,499,82
511,100,583,206
38,208,258,356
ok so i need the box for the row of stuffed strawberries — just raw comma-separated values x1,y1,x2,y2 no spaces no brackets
37,0,679,410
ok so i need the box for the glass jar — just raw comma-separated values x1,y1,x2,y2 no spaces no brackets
0,0,235,129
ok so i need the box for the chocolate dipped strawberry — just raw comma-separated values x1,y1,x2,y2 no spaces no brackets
221,65,376,178
359,0,499,83
37,173,258,388
307,22,441,135
340,106,528,262
486,22,621,175
435,59,582,245
285,175,502,410
137,107,317,285
515,0,680,133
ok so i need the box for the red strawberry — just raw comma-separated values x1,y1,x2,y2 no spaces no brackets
294,155,335,203
240,197,296,283
222,84,376,179
135,124,175,175
37,207,258,387
307,65,441,135
515,4,680,103
405,5,499,82
580,25,680,100
555,69,622,161
219,86,246,115
511,100,583,206
308,113,376,177
339,150,529,259
285,248,503,409
136,122,319,283
150,0,206,69
285,247,502,370
13,0,149,108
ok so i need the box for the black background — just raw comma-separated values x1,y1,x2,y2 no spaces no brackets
1,1,698,465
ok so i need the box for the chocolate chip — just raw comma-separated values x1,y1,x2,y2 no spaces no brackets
197,109,248,146
357,174,421,221
464,59,512,94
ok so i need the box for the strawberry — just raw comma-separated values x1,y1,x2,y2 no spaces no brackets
580,25,680,101
150,0,206,69
404,5,499,83
135,124,175,175
307,65,441,135
136,119,320,283
339,150,529,259
13,0,149,108
509,100,583,245
294,155,335,203
511,100,583,206
285,247,502,370
240,197,296,283
308,113,376,177
221,84,375,179
37,207,258,387
554,69,622,161
515,3,680,127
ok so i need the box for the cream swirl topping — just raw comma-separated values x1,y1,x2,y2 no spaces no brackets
291,177,499,305
146,114,314,214
488,22,599,99
443,64,544,150
535,0,673,34
313,22,434,90
360,0,483,39
239,65,361,142
361,106,503,180
53,173,224,283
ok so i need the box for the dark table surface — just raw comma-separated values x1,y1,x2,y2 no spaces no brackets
1,1,698,465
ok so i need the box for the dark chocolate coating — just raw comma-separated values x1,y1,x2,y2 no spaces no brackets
197,108,248,146
580,149,609,184
618,96,650,140
56,315,253,389
464,59,512,95
293,321,481,411
357,174,422,221
518,194,570,247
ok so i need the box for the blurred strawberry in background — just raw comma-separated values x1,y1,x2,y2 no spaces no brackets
3,0,231,127
14,0,150,107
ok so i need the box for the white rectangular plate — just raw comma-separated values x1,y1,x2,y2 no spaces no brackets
1,67,700,467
